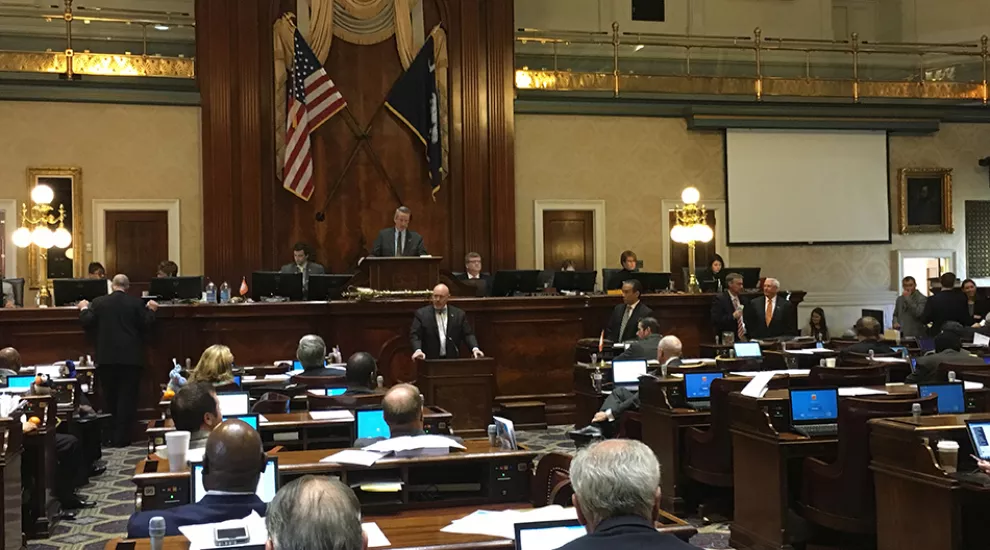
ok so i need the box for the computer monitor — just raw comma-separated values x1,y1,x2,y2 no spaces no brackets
862,308,885,329
489,270,543,297
919,338,936,352
232,375,242,387
514,520,586,550
217,392,250,416
891,346,909,357
325,387,347,396
966,419,990,460
726,267,761,289
4,375,34,392
52,278,108,307
602,268,625,291
625,272,672,294
292,360,326,373
789,388,840,425
355,407,390,440
307,274,353,301
35,365,62,379
984,356,990,365
919,382,966,414
550,271,596,293
148,276,203,301
611,360,647,386
684,372,724,400
251,271,304,301
734,342,763,358
191,456,278,503
222,413,260,430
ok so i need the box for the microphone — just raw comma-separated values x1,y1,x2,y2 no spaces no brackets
447,337,459,359
376,375,384,389
149,516,166,550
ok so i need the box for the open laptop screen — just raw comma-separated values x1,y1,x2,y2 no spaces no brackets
684,372,723,399
611,360,647,385
5,375,34,391
222,414,260,430
789,388,839,424
326,387,347,396
191,456,278,503
217,392,250,416
919,383,965,414
734,342,762,358
355,408,390,439
514,520,586,550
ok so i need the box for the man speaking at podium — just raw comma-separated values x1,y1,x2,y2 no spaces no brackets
411,284,484,360
371,206,428,257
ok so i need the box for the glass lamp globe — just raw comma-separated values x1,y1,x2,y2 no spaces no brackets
31,185,54,205
670,224,688,244
32,226,54,249
695,224,714,243
53,226,72,248
12,227,32,248
681,187,701,205
65,247,74,260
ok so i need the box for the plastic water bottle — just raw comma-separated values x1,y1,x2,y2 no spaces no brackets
149,516,166,550
205,280,217,304
376,375,384,389
591,367,603,393
948,371,957,382
912,402,922,422
219,281,231,304
869,349,875,359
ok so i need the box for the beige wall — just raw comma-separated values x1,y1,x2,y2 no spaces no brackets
516,114,990,329
0,101,203,280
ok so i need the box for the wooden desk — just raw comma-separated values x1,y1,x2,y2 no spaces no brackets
21,396,60,539
104,503,698,549
0,419,23,550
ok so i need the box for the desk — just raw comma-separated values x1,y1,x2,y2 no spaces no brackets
21,395,60,539
0,419,22,550
0,292,804,433
104,503,698,550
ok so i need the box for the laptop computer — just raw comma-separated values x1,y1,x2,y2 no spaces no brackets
683,371,723,410
2,375,34,393
355,407,391,440
611,360,648,389
789,387,840,437
966,419,990,460
514,519,586,550
325,387,347,396
919,338,936,353
734,342,762,359
217,392,250,416
222,413,260,430
191,455,278,503
919,382,966,414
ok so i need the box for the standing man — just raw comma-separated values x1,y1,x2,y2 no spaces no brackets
280,242,326,296
78,274,157,447
893,275,927,338
371,206,428,257
711,272,748,341
923,272,971,336
606,280,652,343
454,252,491,295
745,278,796,340
411,283,484,360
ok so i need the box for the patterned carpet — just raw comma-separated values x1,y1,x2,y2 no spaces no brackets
27,427,732,550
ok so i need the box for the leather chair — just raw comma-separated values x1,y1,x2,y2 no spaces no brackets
292,374,346,388
251,391,290,414
3,278,24,307
530,452,573,507
214,381,240,393
798,394,938,535
307,392,384,411
827,339,858,351
936,361,989,381
617,411,642,440
808,365,887,387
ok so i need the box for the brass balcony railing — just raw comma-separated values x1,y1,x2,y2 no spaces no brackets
515,23,989,104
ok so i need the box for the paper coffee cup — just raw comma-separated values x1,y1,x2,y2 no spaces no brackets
825,357,837,368
937,440,960,473
165,430,191,473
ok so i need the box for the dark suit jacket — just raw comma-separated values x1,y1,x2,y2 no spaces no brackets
906,349,986,384
923,290,971,335
613,333,662,361
558,516,695,550
454,272,492,296
279,262,326,276
840,339,896,357
745,296,797,340
292,366,347,378
711,292,748,336
79,290,155,367
371,228,427,257
970,299,990,326
606,302,653,343
410,305,479,359
127,494,267,537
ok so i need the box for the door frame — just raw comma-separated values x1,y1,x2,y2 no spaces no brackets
0,199,17,279
534,199,606,276
93,199,181,269
661,199,729,272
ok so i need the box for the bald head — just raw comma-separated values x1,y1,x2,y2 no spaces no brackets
383,383,424,432
111,274,130,291
0,348,21,372
203,419,266,493
658,335,682,363
431,283,450,311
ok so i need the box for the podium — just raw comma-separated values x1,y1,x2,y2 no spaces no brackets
417,357,495,438
363,256,442,291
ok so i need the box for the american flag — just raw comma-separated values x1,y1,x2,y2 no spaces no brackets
284,29,346,201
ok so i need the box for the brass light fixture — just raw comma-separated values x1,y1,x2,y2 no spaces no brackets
12,184,72,305
670,187,714,293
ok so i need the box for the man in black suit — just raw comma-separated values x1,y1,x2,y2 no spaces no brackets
606,279,652,343
454,252,492,295
560,439,694,550
344,351,379,395
128,420,268,537
279,242,326,296
410,284,484,360
923,272,971,336
78,274,157,447
841,317,896,357
613,317,663,361
370,206,428,257
711,272,748,341
290,335,345,378
745,277,796,340
354,383,462,448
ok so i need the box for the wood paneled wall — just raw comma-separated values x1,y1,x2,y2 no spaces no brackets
196,0,516,282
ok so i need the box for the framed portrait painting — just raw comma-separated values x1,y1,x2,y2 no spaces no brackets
898,168,953,234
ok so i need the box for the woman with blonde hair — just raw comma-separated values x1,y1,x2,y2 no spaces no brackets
188,344,235,385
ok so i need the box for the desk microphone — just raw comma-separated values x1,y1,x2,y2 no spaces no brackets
447,338,460,359
149,516,166,550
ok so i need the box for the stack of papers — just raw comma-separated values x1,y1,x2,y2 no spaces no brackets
321,449,386,467
0,394,24,417
441,506,579,540
365,435,465,457
308,410,354,421
974,333,990,347
730,369,810,377
179,511,268,550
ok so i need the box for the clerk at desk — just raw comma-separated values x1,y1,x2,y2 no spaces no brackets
371,206,428,257
279,242,325,295
411,284,484,360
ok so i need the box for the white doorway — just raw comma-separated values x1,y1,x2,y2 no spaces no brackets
895,249,955,295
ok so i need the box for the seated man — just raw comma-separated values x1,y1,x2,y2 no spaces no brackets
20,415,94,514
0,347,21,381
344,352,379,395
291,335,345,378
353,383,461,448
575,336,683,439
454,252,492,295
266,476,364,550
840,317,895,357
127,419,268,537
561,439,694,550
906,331,985,384
155,382,221,459
613,317,662,361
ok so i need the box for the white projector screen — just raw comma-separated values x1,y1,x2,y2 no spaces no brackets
725,129,891,245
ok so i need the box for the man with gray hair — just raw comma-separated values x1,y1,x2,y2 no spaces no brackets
266,476,365,550
291,335,345,378
370,205,428,257
561,439,694,549
744,277,796,340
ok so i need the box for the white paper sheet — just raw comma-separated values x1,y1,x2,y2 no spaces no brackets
179,511,268,550
440,506,579,540
263,374,290,381
680,358,718,366
258,414,268,422
363,522,391,548
241,375,257,381
308,410,354,421
838,387,888,397
965,381,985,390
364,434,465,454
730,369,810,377
869,357,907,364
975,333,990,347
741,372,775,398
321,449,386,467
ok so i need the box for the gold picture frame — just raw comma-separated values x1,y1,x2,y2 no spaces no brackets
898,167,953,234
26,167,84,289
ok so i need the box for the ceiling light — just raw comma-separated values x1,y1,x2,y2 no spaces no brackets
154,24,170,31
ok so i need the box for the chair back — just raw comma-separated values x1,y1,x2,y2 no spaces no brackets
291,374,346,388
530,452,573,507
828,339,859,351
251,391,290,414
936,362,990,381
3,278,24,307
213,381,240,393
307,392,384,411
808,365,886,387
